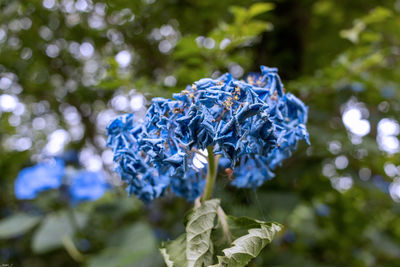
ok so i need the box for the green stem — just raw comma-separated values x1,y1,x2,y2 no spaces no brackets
67,208,80,232
202,146,219,201
62,235,86,262
64,209,86,262
217,206,232,244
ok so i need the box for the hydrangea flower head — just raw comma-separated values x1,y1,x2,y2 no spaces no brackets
107,66,309,202
14,158,65,200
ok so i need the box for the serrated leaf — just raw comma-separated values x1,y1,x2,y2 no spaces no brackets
160,199,220,267
186,199,220,267
160,234,187,267
211,216,280,257
210,218,281,267
160,200,280,267
32,210,88,254
0,213,41,239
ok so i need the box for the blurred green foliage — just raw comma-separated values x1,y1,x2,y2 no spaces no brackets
1,0,400,266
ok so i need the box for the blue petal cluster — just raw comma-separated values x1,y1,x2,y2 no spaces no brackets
14,159,65,200
15,158,108,203
69,171,107,203
107,66,309,202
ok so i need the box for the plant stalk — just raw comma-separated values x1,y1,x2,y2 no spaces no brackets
217,206,232,244
64,208,86,262
67,207,80,232
202,146,219,201
62,235,86,262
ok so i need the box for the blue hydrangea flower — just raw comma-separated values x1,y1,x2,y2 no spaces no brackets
69,171,107,202
170,167,207,202
107,66,309,201
231,156,275,188
14,159,65,200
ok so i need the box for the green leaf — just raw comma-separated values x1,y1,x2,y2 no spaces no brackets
210,217,281,267
229,6,247,24
160,234,187,267
230,3,274,25
362,7,392,24
248,3,274,18
0,213,41,239
160,199,220,267
160,200,281,267
32,210,88,254
87,222,157,267
242,20,273,36
186,199,220,267
174,35,202,59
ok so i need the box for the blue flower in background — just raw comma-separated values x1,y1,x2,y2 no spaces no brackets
14,159,65,200
107,66,309,202
15,157,110,204
69,171,107,202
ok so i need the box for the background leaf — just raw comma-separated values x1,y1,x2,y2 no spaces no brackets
32,210,88,254
0,213,41,239
87,222,159,267
248,3,275,18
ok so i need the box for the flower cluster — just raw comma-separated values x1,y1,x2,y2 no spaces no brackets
15,158,107,203
107,66,309,202
15,159,65,200
69,171,107,203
